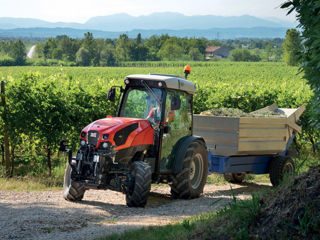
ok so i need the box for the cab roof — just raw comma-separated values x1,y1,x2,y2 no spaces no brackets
125,73,196,94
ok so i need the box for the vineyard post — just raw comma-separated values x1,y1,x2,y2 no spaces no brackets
1,80,10,177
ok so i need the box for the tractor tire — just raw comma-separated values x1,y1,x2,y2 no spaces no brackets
63,162,85,201
126,161,152,208
170,141,208,199
269,156,295,187
224,173,246,183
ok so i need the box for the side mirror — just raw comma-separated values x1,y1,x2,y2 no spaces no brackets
163,126,171,134
171,96,181,110
107,88,116,102
59,140,68,152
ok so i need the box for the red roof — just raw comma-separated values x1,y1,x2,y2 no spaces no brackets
205,46,221,52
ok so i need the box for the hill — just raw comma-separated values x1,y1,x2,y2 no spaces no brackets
0,27,288,39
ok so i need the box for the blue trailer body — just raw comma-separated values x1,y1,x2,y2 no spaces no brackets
208,134,295,175
208,153,272,174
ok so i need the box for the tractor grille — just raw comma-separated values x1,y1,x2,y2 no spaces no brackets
88,131,99,147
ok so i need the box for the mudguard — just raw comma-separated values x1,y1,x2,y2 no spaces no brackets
171,135,206,174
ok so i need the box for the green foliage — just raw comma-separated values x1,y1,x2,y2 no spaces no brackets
283,29,302,66
158,39,185,60
282,1,320,130
229,48,261,62
8,40,26,65
189,47,203,60
76,47,90,66
100,46,116,66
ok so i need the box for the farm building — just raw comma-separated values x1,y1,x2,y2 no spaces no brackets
205,46,232,60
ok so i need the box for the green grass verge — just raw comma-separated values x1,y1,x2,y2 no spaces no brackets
0,177,61,191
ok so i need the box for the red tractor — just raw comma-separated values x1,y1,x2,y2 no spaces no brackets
61,69,208,207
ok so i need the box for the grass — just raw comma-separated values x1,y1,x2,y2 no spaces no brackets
0,176,61,191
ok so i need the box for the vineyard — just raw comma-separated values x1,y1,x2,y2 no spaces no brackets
0,62,316,178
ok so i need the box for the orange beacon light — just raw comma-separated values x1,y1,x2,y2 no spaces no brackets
184,65,191,79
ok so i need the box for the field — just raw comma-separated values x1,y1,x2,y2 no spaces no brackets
0,61,314,180
0,62,312,112
0,62,318,239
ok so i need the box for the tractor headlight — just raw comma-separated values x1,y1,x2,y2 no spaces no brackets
102,142,109,149
80,140,86,146
81,131,87,138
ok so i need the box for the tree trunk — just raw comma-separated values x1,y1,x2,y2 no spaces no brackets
46,147,52,176
1,81,10,177
10,145,15,177
1,144,4,167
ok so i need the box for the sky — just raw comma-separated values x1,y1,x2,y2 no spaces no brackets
0,0,296,23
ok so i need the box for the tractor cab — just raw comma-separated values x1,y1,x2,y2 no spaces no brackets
112,73,197,173
62,67,208,207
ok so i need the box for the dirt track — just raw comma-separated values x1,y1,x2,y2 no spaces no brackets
0,183,271,240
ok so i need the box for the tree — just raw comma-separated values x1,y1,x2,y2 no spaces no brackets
282,1,320,130
100,45,116,66
128,42,149,61
282,29,302,66
189,47,203,61
116,34,130,61
9,40,26,65
76,47,90,66
229,49,261,62
136,33,142,45
158,39,184,60
82,32,98,65
59,36,80,61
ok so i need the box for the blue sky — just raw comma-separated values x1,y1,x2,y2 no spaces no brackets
0,0,296,23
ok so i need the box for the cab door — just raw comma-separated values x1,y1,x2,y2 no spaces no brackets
159,90,192,173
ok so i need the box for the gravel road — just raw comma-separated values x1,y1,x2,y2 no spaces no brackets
0,182,270,240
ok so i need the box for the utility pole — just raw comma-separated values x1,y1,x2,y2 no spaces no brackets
1,80,10,177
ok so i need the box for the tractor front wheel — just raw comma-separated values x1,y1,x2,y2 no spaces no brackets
126,161,152,207
63,161,86,201
170,141,208,199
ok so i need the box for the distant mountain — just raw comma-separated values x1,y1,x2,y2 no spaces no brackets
0,13,295,31
0,27,288,39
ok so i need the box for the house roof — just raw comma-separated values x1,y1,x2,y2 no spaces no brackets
205,46,221,52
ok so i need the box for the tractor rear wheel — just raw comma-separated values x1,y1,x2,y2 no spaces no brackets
224,173,246,183
170,141,208,199
126,161,152,207
269,156,295,187
63,161,86,201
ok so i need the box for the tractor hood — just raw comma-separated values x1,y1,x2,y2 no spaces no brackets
83,117,148,133
81,116,154,150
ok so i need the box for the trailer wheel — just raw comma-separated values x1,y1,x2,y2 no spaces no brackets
269,156,295,187
63,162,86,201
126,161,151,207
170,141,208,199
224,173,246,183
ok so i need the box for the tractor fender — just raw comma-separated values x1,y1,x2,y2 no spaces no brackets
171,136,207,174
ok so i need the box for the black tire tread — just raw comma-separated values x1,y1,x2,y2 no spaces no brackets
170,141,208,199
269,156,295,187
63,163,85,201
126,161,151,208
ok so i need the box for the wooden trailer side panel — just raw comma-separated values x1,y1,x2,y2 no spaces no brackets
193,115,239,156
238,118,288,155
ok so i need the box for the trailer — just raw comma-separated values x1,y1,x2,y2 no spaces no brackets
193,104,305,186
